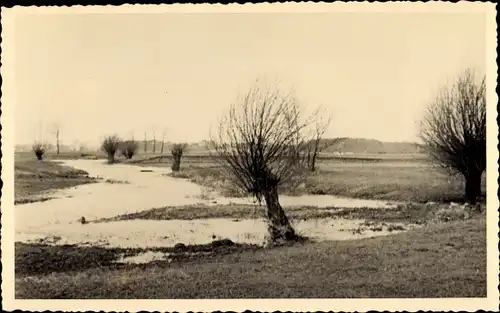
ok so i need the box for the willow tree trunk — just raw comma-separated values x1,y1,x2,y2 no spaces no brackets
306,142,319,172
263,185,298,242
35,151,43,160
171,155,181,172
464,169,483,205
107,153,115,164
310,149,318,172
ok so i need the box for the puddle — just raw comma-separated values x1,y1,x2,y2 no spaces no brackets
116,250,217,264
16,217,417,249
15,159,401,247
117,251,169,264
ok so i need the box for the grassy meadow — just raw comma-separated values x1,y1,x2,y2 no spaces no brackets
13,150,488,298
135,153,486,203
14,152,98,204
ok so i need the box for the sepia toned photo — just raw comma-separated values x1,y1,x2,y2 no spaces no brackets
1,2,498,312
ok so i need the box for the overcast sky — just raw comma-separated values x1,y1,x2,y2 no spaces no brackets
12,11,486,146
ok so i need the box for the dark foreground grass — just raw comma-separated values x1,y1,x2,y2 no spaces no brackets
15,159,97,204
16,217,486,298
15,240,260,277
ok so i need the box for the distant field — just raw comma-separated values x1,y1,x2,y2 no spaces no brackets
15,150,429,161
127,152,432,169
133,155,484,203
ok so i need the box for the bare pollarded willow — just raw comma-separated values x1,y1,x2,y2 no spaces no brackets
32,140,49,160
420,69,486,204
304,107,333,172
101,135,122,164
210,82,318,243
171,143,188,172
120,139,139,159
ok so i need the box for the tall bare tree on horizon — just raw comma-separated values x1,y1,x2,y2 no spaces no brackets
152,127,157,154
51,122,61,155
160,128,167,154
305,107,333,172
72,139,79,152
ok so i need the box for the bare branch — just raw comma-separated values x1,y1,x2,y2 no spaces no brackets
303,106,333,171
210,80,318,201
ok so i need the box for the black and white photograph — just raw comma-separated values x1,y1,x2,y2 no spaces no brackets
1,2,498,312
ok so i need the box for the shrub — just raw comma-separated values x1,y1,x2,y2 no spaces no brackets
32,141,48,160
101,135,122,163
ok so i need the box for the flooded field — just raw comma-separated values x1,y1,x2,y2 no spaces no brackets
18,217,417,250
16,159,407,250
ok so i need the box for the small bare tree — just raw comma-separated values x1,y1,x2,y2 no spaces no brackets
32,141,49,160
210,81,316,243
51,123,61,155
420,69,486,204
144,131,148,155
305,108,332,172
101,135,122,163
78,142,87,153
171,143,188,171
72,139,80,152
152,127,157,154
120,139,139,159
